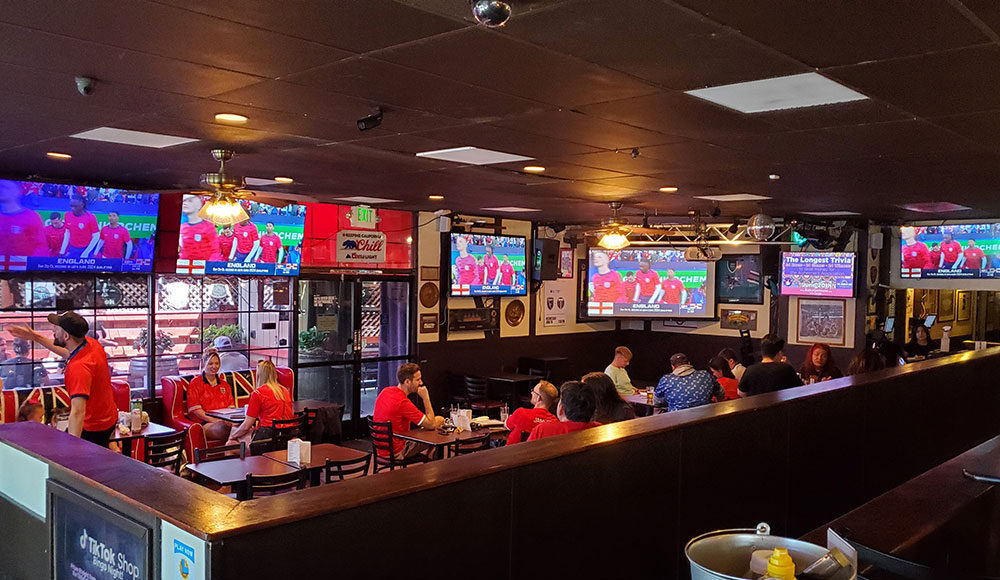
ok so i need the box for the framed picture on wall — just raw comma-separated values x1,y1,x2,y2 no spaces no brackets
559,247,574,278
958,291,971,322
719,308,758,331
796,298,846,346
939,290,955,322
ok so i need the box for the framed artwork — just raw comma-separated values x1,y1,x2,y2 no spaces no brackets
719,308,758,331
796,298,846,346
939,290,955,322
420,266,439,281
958,291,972,322
559,247,574,278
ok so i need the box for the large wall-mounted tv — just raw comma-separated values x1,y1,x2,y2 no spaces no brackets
176,195,306,277
586,247,715,319
449,233,527,296
780,252,855,298
0,179,158,273
717,254,763,304
898,223,998,279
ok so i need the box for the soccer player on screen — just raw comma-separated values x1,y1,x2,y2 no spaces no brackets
258,222,283,264
500,254,515,285
474,256,486,285
64,195,100,258
900,226,932,270
0,179,45,257
634,258,660,303
483,245,500,285
963,239,985,269
589,250,623,302
95,211,133,259
939,231,963,268
233,219,260,262
178,195,218,261
622,272,637,303
44,212,69,257
928,242,942,269
216,225,236,261
656,269,687,304
453,235,477,285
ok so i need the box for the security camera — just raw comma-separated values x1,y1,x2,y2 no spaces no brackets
357,107,383,131
631,147,640,159
75,76,96,96
471,0,511,27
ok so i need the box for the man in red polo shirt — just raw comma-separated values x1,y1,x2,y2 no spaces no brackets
45,212,69,257
589,250,623,302
179,195,218,261
963,239,986,270
504,380,558,445
10,312,118,447
658,269,687,304
258,222,283,264
938,232,963,269
96,211,133,259
64,196,100,258
0,179,46,257
634,258,660,303
233,219,260,262
527,380,600,441
372,363,444,459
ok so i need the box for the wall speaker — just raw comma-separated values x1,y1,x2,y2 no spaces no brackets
532,238,560,281
437,216,451,233
870,231,884,250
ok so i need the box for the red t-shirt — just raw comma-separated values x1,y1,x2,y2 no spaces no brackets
217,233,235,261
259,233,282,263
526,420,601,441
475,264,485,284
45,225,67,256
65,337,118,432
99,225,132,259
902,242,932,269
186,373,234,414
940,241,962,265
928,248,942,267
455,254,477,284
234,222,259,253
246,384,293,428
660,278,685,303
964,247,986,269
500,262,514,285
0,208,45,256
372,386,426,456
622,281,637,302
484,254,500,283
717,376,739,401
180,220,217,261
504,407,556,445
636,270,660,297
64,211,99,248
591,270,623,302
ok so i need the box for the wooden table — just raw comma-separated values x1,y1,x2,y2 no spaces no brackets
395,427,507,460
489,372,540,409
108,421,178,456
292,399,339,413
624,393,664,416
186,455,302,500
264,443,370,486
205,400,340,424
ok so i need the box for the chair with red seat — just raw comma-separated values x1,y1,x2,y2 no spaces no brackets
463,375,504,416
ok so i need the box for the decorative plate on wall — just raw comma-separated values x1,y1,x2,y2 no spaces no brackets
505,299,525,327
419,282,439,308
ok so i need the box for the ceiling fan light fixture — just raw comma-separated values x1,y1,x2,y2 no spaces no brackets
198,192,250,227
597,231,630,250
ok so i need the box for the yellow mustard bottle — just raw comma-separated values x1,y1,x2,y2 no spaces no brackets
763,547,797,580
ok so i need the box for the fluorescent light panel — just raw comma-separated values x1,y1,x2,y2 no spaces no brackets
482,206,542,213
685,72,868,113
71,127,198,148
336,196,401,204
693,193,771,202
416,146,533,165
900,202,972,213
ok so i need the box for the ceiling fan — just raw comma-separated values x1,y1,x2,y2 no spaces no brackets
581,202,666,249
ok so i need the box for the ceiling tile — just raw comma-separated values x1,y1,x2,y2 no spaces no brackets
818,119,987,159
414,124,599,159
752,98,910,131
932,111,1000,153
488,160,628,181
492,109,686,150
634,141,765,170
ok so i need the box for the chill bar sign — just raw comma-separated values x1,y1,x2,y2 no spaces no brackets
336,230,386,263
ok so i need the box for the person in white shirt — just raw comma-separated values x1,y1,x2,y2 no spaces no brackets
214,335,250,372
718,348,746,382
604,346,636,396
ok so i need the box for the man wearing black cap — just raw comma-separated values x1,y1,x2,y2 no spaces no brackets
10,311,118,447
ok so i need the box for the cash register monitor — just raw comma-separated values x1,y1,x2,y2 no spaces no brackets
924,315,936,328
883,317,895,332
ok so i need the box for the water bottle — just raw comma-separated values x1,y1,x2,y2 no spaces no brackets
130,401,143,433
500,404,509,422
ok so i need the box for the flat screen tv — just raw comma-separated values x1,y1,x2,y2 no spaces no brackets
0,179,158,273
176,195,306,276
716,254,763,304
780,251,856,298
898,223,999,280
586,247,715,319
449,233,527,296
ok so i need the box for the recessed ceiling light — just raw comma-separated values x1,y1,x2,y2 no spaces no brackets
71,127,199,148
215,113,248,123
685,72,868,113
46,152,72,160
899,202,972,213
415,146,533,165
481,206,542,213
768,174,780,181
523,165,545,173
658,186,679,193
428,195,445,200
336,196,401,204
274,177,294,184
800,211,861,216
693,193,771,202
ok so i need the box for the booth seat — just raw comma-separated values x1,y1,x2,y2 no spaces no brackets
160,367,295,460
0,380,132,424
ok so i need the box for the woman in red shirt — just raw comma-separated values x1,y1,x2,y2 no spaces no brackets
228,360,293,444
708,356,739,401
186,350,234,442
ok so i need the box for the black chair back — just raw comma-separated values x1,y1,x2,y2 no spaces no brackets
450,434,490,457
272,414,308,447
142,430,186,475
193,441,246,463
368,417,397,472
249,438,275,456
245,470,307,499
463,375,489,400
323,454,372,483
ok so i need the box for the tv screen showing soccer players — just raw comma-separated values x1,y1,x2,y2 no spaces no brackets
0,179,158,273
449,233,527,296
586,247,714,318
717,254,764,304
780,252,855,297
176,195,306,276
898,223,1000,280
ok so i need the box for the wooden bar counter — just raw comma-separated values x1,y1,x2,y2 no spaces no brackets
3,349,1000,579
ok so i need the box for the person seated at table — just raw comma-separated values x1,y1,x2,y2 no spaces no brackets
708,356,739,401
583,372,635,423
738,335,802,397
526,380,601,442
604,346,637,396
0,338,49,389
372,363,444,460
654,353,725,411
846,348,886,376
16,400,44,423
905,325,938,360
798,343,843,384
876,338,906,367
718,348,747,382
227,360,293,445
504,380,559,445
186,349,235,443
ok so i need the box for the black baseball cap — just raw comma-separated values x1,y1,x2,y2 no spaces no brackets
47,311,89,339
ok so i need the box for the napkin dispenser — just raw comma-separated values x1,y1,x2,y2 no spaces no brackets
287,438,311,464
